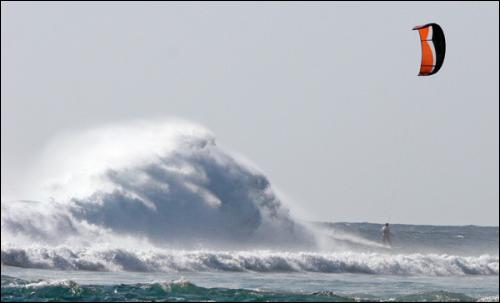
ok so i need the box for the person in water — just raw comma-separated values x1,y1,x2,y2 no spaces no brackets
381,223,392,246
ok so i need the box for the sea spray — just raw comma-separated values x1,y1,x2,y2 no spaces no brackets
1,119,315,250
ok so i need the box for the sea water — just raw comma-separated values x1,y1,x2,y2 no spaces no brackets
2,223,498,302
1,120,498,301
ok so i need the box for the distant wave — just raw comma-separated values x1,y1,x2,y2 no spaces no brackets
1,275,497,302
1,247,498,276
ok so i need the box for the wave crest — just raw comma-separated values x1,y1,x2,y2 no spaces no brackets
1,120,313,249
2,247,498,276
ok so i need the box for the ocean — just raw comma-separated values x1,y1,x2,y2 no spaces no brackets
1,121,498,302
2,223,498,302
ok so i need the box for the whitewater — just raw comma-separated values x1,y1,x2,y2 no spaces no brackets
1,119,499,302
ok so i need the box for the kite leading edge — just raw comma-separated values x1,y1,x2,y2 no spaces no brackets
413,23,446,76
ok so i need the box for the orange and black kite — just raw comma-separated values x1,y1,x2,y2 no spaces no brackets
413,23,446,76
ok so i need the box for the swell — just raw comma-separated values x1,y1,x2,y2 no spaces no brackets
1,248,498,276
1,276,497,302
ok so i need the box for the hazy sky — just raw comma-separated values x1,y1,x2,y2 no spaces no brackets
1,2,498,225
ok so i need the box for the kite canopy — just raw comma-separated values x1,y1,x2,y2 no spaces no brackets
413,23,446,76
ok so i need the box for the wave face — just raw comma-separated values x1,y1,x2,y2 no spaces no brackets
1,120,313,250
1,248,498,276
1,275,496,302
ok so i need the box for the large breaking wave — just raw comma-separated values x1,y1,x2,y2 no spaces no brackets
1,119,313,250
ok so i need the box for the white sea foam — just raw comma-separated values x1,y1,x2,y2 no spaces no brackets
1,247,497,276
477,295,500,302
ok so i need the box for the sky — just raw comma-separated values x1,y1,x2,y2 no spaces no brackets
1,1,498,226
